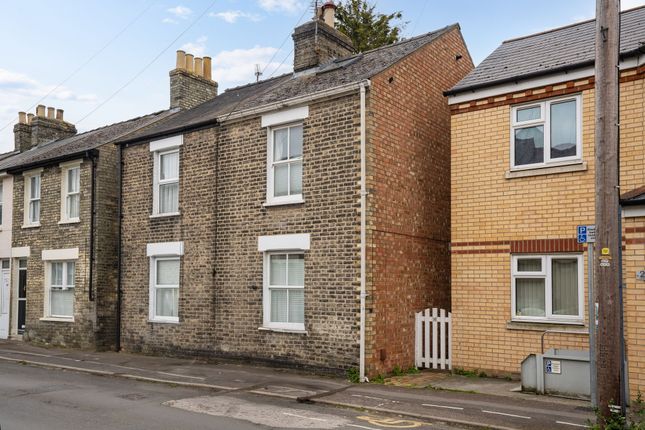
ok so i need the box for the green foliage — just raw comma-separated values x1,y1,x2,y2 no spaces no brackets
335,0,405,52
391,365,404,377
406,366,420,375
347,367,360,383
589,392,645,430
372,374,385,384
453,367,480,378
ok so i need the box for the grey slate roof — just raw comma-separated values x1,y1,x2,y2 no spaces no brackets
119,24,459,144
448,6,645,95
0,109,175,172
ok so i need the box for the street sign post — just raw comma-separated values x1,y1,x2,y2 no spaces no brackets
578,225,597,407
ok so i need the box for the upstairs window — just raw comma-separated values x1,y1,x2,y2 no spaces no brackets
267,124,303,205
511,95,581,169
0,182,3,226
150,135,182,217
60,162,81,223
23,170,42,227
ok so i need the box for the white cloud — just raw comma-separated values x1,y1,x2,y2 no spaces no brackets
0,69,96,102
167,5,192,19
621,0,645,9
0,69,98,152
257,0,303,13
181,36,208,57
210,10,262,24
162,17,177,24
213,45,292,88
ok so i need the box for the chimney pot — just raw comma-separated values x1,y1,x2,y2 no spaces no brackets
203,57,212,80
322,1,337,27
47,107,55,119
18,112,27,124
56,109,64,121
36,105,46,118
185,54,194,73
176,50,186,70
27,113,34,124
194,57,203,77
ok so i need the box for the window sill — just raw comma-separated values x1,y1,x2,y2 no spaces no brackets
258,326,308,335
58,219,80,225
505,161,587,179
506,320,586,332
148,319,179,324
40,317,74,323
263,198,305,208
149,212,180,219
22,223,41,229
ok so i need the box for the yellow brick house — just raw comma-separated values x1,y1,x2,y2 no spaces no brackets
445,6,644,396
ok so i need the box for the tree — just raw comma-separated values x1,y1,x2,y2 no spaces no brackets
334,0,404,52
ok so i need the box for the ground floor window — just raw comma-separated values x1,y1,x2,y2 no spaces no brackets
511,254,583,323
150,256,180,322
264,252,304,330
47,261,75,319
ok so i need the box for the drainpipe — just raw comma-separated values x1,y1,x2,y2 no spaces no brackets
115,144,123,351
359,80,369,382
87,150,98,302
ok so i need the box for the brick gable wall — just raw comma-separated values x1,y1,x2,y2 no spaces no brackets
365,27,473,376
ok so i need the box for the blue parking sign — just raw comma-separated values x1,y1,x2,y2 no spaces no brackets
577,225,587,244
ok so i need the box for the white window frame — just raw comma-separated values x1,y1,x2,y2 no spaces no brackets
151,135,182,217
43,260,76,321
511,254,584,324
147,241,183,323
262,251,305,331
22,169,42,228
60,160,81,224
510,94,582,170
265,122,304,206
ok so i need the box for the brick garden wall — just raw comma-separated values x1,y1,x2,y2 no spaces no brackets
365,27,473,376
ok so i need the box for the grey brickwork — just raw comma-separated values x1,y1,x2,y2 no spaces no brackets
120,94,361,372
292,20,354,72
13,159,96,348
169,69,218,110
13,117,77,153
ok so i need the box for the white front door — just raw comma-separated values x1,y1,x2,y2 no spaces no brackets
0,260,10,339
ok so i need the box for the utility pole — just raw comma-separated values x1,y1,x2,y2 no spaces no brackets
594,0,622,421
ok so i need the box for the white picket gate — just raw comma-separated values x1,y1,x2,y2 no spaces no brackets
415,308,452,370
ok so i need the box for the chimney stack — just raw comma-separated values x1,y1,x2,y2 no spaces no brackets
292,1,354,72
170,50,218,110
13,105,77,153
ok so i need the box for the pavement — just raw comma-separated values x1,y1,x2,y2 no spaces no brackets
0,340,595,429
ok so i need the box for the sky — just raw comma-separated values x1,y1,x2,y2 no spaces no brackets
0,0,643,153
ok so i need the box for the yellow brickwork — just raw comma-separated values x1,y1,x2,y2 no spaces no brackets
451,72,645,394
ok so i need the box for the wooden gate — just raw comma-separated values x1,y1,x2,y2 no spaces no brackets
415,308,452,370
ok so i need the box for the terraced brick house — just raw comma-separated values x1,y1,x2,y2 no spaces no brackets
116,4,472,378
0,106,172,348
446,6,645,395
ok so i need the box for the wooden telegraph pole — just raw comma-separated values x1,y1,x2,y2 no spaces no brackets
594,0,622,420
